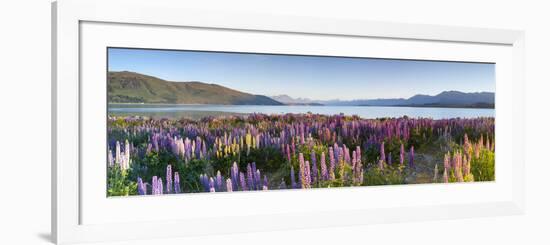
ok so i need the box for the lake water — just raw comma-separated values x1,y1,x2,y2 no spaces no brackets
108,104,494,120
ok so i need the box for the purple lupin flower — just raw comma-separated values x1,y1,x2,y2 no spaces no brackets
231,162,239,191
196,137,202,158
137,177,146,195
251,162,257,177
166,165,173,193
290,165,297,189
152,176,158,195
320,151,328,181
400,144,405,165
174,172,180,194
247,163,254,190
408,146,415,168
311,151,318,184
333,144,339,163
239,172,248,191
387,152,392,165
204,174,211,191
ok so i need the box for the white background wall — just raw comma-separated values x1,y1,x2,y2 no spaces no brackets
0,0,548,244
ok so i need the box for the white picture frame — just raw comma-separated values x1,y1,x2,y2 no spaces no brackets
52,0,525,244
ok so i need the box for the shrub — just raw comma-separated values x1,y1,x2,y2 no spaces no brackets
470,148,495,181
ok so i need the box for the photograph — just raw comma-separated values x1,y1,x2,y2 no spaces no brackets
106,47,495,197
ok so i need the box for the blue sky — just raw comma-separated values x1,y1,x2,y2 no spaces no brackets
108,48,495,100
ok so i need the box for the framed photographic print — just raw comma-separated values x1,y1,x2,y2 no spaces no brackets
52,0,525,244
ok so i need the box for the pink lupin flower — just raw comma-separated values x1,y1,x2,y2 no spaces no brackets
305,160,311,188
320,151,328,181
344,145,351,165
454,152,463,182
299,153,306,188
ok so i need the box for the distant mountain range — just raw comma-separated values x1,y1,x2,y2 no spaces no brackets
270,95,312,104
269,95,323,105
108,71,282,105
108,71,494,108
271,91,494,108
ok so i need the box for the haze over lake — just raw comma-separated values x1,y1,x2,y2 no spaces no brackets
109,104,495,120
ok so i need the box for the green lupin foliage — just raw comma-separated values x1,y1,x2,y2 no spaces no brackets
107,166,137,196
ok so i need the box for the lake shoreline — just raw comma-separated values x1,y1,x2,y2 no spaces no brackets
108,104,495,120
108,103,494,110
